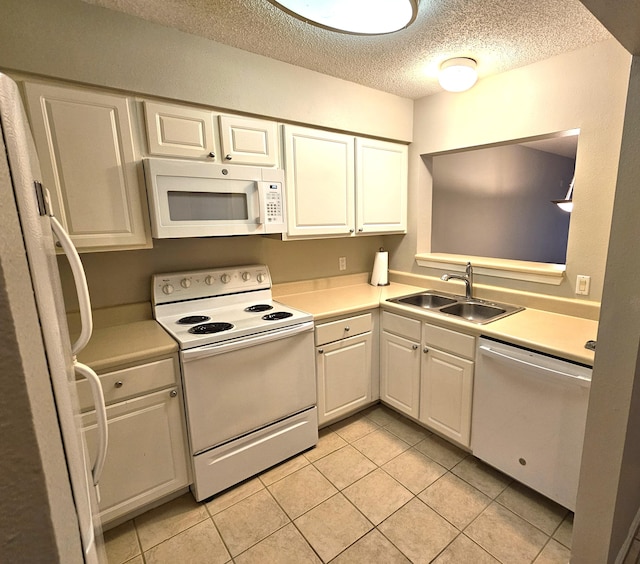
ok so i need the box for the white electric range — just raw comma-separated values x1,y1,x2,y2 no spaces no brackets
153,265,318,501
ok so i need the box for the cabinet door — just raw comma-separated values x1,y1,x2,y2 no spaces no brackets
143,100,219,160
283,125,355,237
24,82,150,250
82,387,190,525
219,115,279,166
419,347,473,447
316,332,372,426
355,138,407,234
380,331,420,418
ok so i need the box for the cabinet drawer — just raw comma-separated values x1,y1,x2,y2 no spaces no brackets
315,313,372,346
381,311,421,342
423,324,475,359
76,358,177,412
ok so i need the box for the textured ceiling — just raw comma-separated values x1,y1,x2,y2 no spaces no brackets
82,0,612,99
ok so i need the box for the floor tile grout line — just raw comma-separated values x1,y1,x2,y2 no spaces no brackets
109,405,573,563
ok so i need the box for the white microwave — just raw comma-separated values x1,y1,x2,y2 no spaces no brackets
143,158,286,238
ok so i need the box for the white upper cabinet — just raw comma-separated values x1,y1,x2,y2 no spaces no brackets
143,100,219,160
283,124,407,238
24,82,150,251
283,125,355,237
218,114,279,166
143,101,280,166
356,138,408,234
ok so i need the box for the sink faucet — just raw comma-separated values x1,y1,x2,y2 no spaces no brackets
441,262,474,300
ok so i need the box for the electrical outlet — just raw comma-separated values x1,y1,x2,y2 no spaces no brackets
576,275,590,296
339,256,347,271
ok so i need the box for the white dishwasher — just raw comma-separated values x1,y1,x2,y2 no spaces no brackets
471,337,592,511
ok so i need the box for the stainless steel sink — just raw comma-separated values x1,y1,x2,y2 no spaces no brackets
439,302,507,322
394,292,457,309
388,291,524,324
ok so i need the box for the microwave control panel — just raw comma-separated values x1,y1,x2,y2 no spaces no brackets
261,182,285,231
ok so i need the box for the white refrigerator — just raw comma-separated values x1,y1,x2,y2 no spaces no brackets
0,73,108,561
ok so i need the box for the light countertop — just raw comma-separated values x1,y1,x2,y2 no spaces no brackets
276,282,597,366
77,278,598,371
77,320,178,374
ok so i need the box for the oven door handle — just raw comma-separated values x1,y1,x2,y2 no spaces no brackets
181,321,314,362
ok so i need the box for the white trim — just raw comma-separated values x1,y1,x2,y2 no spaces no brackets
415,253,565,286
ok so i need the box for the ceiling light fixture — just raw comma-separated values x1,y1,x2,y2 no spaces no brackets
552,176,575,212
438,58,478,92
269,0,419,35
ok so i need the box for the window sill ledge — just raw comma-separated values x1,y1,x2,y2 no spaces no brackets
415,253,565,285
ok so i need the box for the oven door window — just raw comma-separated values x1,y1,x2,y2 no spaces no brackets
168,191,249,221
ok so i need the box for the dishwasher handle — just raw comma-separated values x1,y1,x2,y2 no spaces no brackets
478,344,591,387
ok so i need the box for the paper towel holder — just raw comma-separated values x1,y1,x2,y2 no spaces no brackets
371,247,390,287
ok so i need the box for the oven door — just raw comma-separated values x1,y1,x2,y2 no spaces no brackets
180,322,316,455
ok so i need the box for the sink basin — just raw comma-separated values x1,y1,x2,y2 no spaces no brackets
439,302,507,323
388,291,524,324
394,293,457,309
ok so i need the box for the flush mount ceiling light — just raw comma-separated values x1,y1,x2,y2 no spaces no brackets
552,176,575,212
269,0,419,35
438,58,478,92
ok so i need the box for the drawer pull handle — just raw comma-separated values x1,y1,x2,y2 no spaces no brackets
114,380,123,388
412,344,418,350
170,390,178,398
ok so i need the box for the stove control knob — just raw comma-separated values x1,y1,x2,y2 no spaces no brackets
180,278,191,289
257,273,266,283
162,284,174,295
242,272,252,281
205,275,215,285
221,273,231,284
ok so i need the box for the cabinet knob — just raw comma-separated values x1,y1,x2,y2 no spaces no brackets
412,344,418,350
114,380,123,388
170,389,178,398
318,348,324,354
423,347,429,353
358,228,363,232
208,152,216,158
225,154,232,161
349,229,354,233
344,326,350,332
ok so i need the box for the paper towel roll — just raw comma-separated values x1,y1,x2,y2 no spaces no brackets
370,250,389,286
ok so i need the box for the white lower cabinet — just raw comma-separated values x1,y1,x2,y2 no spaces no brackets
380,310,475,447
419,346,474,446
380,331,421,418
315,312,378,426
78,357,190,525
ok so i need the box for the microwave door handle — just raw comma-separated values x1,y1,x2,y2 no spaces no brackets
256,182,265,224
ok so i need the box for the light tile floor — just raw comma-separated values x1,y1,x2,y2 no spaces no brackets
104,405,575,564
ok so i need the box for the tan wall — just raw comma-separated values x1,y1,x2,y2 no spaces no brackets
59,234,386,311
391,39,631,304
573,55,640,563
0,0,412,142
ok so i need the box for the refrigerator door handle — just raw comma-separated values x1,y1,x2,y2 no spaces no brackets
74,361,108,486
50,215,93,355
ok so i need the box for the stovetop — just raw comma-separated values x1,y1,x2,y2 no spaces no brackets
152,265,314,349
